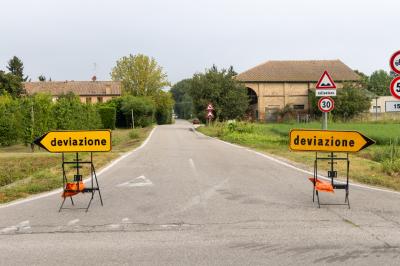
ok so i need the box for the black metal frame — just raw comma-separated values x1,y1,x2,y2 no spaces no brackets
59,152,103,212
311,152,350,209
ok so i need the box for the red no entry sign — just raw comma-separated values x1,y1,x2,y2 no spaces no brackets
318,97,335,113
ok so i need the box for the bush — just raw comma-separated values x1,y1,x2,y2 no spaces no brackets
0,95,21,146
121,95,155,127
129,129,140,139
154,91,174,125
98,106,116,129
106,97,127,128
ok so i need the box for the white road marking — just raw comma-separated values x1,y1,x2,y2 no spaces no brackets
0,127,157,209
67,219,80,226
107,224,121,229
181,178,229,212
198,131,400,196
1,220,31,234
1,226,17,234
189,158,196,169
122,217,131,223
116,175,153,187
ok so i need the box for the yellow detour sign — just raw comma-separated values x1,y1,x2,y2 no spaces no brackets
34,130,112,153
289,129,375,152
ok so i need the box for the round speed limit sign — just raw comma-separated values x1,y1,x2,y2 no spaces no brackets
390,77,400,100
318,96,334,113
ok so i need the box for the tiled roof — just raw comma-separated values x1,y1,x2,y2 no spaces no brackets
235,60,360,82
23,81,121,96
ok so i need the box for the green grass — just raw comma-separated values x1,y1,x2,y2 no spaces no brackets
0,127,153,203
198,121,400,191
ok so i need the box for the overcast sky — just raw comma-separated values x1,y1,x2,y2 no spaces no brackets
1,0,399,84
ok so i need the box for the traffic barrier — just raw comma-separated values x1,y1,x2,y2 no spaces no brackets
310,152,350,208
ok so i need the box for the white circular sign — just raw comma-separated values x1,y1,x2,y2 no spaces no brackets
390,51,400,74
318,97,334,113
390,77,400,100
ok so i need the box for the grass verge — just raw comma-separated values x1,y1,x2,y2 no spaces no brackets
0,127,153,204
197,122,400,191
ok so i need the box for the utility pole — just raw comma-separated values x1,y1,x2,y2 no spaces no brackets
131,109,135,128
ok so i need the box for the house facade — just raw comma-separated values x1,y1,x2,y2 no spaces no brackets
235,60,360,121
23,81,121,103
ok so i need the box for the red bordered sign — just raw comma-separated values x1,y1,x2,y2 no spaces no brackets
318,97,335,113
390,77,400,100
316,71,337,89
390,50,400,74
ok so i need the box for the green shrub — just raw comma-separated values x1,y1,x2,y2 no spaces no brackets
154,91,174,125
129,129,140,139
121,95,155,127
0,96,21,146
98,106,116,129
382,159,400,176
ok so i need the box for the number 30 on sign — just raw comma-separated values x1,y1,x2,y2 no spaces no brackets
318,97,334,113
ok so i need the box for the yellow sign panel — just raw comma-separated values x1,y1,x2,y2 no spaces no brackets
289,129,375,153
34,130,112,153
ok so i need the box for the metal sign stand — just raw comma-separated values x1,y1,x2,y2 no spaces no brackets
59,152,103,212
312,152,350,208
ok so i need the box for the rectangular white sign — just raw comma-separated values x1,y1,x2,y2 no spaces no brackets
316,89,336,97
385,101,400,112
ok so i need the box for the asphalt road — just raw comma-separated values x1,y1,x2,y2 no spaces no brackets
1,120,400,265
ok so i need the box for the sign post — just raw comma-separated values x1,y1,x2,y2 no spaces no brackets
316,71,336,130
206,103,214,126
318,97,334,130
289,129,375,208
34,130,111,212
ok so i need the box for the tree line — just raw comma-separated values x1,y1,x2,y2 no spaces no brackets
171,67,397,122
0,54,174,147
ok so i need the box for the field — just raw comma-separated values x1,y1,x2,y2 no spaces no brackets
198,121,400,191
0,127,152,203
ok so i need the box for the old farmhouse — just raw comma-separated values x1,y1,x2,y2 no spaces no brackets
23,81,121,103
235,60,360,121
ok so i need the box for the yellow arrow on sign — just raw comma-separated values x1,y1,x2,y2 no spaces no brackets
289,129,375,153
34,130,112,153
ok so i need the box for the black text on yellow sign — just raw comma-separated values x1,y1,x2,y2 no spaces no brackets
289,129,375,153
34,130,112,153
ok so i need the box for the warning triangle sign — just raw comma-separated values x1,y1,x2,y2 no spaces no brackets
316,71,336,89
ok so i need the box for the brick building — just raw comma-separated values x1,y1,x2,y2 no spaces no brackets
23,81,121,103
235,60,360,121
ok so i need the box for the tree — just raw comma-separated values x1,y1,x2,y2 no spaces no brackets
7,56,28,81
120,95,155,127
111,54,170,96
189,65,248,121
353,69,368,88
368,70,392,96
170,79,193,119
309,84,371,120
38,75,46,82
154,90,174,124
0,71,24,97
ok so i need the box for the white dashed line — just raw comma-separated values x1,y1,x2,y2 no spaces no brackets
67,219,80,226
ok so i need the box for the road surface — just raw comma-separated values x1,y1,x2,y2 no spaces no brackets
1,120,400,265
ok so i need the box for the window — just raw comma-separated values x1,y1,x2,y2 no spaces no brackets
372,106,381,112
97,97,103,103
293,105,304,110
86,97,92,104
